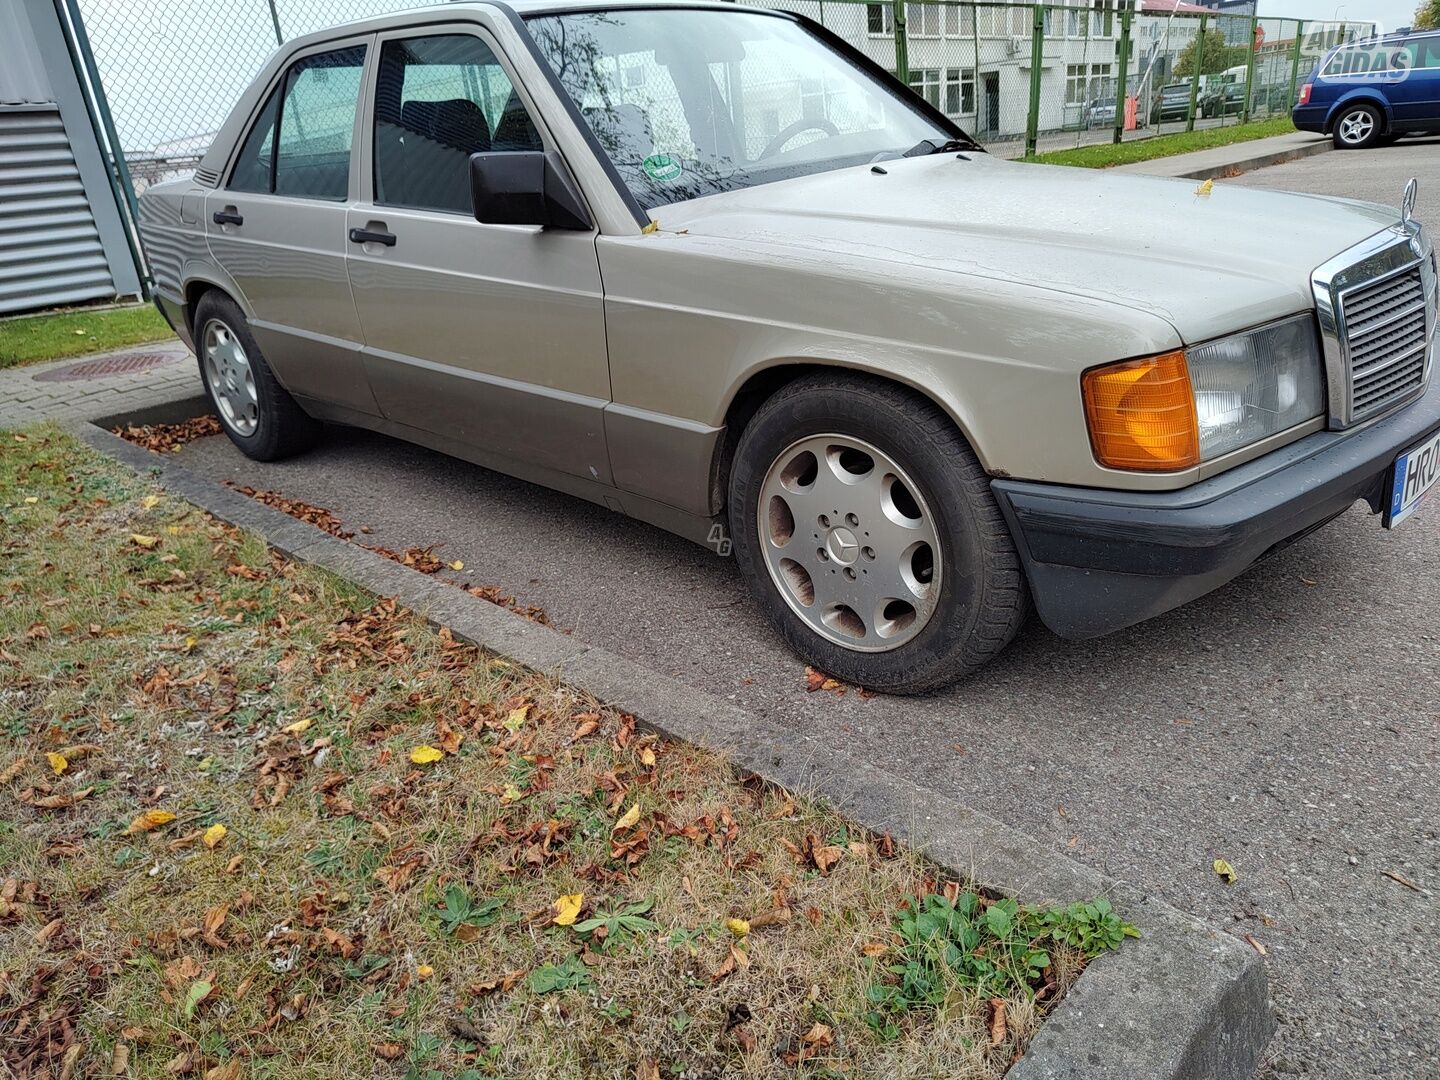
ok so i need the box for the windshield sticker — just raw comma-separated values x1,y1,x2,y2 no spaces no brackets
642,154,683,182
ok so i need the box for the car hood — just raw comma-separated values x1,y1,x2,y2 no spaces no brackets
656,153,1402,344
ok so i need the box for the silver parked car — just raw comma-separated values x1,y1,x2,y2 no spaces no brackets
139,0,1440,693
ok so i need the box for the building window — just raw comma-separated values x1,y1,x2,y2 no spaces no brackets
866,4,889,35
907,67,943,109
1066,62,1113,104
943,4,975,36
944,67,975,114
905,3,941,37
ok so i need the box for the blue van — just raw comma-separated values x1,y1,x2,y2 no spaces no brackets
1292,29,1440,148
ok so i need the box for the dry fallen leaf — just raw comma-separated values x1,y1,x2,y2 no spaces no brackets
726,918,750,937
409,745,444,765
1245,934,1267,956
142,494,162,509
504,705,530,732
45,752,68,775
130,533,160,549
1195,178,1215,197
111,1042,130,1075
553,893,584,926
204,1061,243,1080
990,998,1007,1045
448,560,464,571
416,963,434,979
613,803,641,832
373,1043,404,1061
282,718,313,735
861,941,888,957
125,808,177,834
202,824,227,850
1213,858,1238,885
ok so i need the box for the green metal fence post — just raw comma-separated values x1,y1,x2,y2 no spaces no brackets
1185,12,1206,133
1287,19,1305,107
55,0,149,297
891,0,908,83
1024,3,1044,157
1112,2,1131,146
267,0,284,45
1241,15,1257,123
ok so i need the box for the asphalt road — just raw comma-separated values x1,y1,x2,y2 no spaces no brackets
174,138,1440,1079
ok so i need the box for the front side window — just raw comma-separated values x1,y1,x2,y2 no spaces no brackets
374,33,544,215
527,9,953,209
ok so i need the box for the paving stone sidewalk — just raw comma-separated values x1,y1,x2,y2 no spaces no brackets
0,338,200,430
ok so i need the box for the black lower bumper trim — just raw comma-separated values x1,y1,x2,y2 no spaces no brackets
992,381,1440,639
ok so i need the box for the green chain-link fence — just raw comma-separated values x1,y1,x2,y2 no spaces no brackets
69,0,1377,193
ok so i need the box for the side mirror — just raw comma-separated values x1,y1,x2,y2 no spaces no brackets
468,151,592,231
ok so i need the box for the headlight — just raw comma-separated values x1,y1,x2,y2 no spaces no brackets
1186,314,1326,460
1082,315,1325,471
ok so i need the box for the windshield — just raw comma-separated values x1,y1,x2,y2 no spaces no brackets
526,8,956,209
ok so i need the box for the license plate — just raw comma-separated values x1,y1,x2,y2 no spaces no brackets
1386,429,1440,528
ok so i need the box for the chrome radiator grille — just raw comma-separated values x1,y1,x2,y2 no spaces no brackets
1339,266,1429,421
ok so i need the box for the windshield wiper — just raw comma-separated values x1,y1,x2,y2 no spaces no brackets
902,137,984,158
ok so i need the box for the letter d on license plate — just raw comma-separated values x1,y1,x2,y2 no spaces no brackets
1387,429,1440,528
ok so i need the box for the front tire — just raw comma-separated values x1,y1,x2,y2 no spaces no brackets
1332,103,1383,149
728,374,1029,694
193,291,320,461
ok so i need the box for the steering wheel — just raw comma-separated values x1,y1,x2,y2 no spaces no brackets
758,117,840,160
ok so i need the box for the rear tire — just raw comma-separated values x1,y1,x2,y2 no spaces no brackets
1332,103,1383,149
193,291,320,461
728,373,1030,694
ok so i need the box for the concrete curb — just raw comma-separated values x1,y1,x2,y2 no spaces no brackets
1118,135,1332,181
75,418,1275,1080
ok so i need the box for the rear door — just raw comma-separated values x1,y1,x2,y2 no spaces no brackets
1392,37,1440,130
206,37,379,416
345,23,612,485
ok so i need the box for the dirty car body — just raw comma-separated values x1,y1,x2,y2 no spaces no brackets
139,0,1440,693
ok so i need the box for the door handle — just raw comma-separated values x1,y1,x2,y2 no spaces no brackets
212,209,243,226
349,226,396,247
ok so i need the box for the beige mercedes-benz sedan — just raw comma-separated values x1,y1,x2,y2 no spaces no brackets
138,0,1439,693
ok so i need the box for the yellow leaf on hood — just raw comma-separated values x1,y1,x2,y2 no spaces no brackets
125,809,177,834
1195,178,1214,197
142,494,162,509
45,752,68,775
1213,858,1238,884
202,824,228,849
613,803,641,832
130,533,159,549
410,745,444,764
725,918,750,937
553,893,584,926
282,718,312,735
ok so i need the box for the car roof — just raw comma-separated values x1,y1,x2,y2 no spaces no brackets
277,0,773,51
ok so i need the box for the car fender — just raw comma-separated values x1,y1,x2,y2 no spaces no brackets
1324,87,1395,132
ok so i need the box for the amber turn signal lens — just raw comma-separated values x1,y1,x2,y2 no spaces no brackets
1082,351,1200,471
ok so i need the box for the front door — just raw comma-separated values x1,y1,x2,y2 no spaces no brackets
345,26,611,485
205,38,378,415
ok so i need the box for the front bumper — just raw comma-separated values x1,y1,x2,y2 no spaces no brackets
992,379,1440,639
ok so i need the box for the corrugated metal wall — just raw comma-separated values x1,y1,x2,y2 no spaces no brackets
0,105,118,314
0,0,140,316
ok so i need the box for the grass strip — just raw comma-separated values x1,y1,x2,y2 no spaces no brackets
0,425,1134,1078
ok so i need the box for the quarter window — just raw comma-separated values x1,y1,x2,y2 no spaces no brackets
374,33,544,215
229,85,280,193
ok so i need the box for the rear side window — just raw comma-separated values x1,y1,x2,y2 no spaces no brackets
227,44,366,199
373,33,544,215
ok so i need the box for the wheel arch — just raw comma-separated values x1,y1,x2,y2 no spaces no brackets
180,264,251,341
1325,90,1394,133
708,358,989,516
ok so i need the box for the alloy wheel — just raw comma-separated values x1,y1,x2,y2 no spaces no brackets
202,318,259,436
1337,110,1375,146
756,433,942,652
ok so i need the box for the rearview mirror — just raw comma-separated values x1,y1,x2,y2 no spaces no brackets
469,151,592,231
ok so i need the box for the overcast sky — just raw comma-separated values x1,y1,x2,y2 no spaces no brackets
1259,0,1422,32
